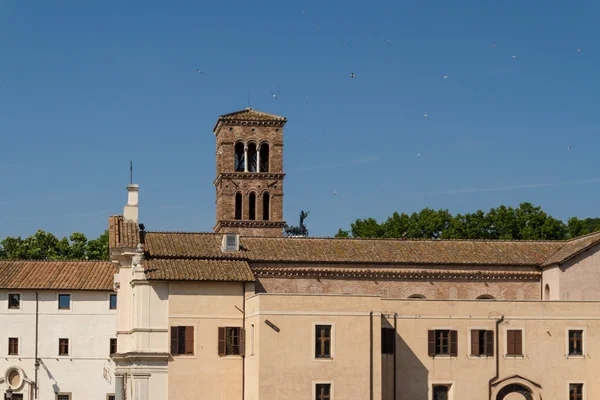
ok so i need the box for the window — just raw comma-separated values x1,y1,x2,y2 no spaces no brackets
248,143,257,172
170,326,194,355
381,328,394,355
569,330,583,356
218,327,244,356
109,294,117,310
476,295,495,300
470,330,494,356
8,338,18,355
262,192,270,221
428,330,457,356
235,142,245,172
506,329,523,356
58,294,70,310
315,383,331,400
315,325,332,359
107,396,116,400
432,385,450,400
570,383,583,400
8,293,20,309
408,294,426,299
59,338,69,356
110,338,117,355
249,192,256,220
259,143,269,172
544,284,550,300
235,192,243,220
57,395,71,400
496,384,532,400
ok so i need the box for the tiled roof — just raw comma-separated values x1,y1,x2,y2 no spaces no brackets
144,259,254,282
0,261,115,290
541,231,600,267
213,108,286,131
142,232,565,266
109,215,140,249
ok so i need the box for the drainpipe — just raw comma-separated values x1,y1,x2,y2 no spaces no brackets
369,311,373,400
393,313,397,400
488,315,505,400
34,291,39,399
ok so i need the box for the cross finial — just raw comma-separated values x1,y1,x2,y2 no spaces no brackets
130,161,133,185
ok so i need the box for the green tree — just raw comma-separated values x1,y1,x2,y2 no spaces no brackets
86,230,109,260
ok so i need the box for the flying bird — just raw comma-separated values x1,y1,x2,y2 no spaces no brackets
512,55,517,59
416,153,421,157
568,146,572,150
492,43,497,48
424,114,428,118
271,91,280,100
333,191,338,195
350,72,355,79
196,69,204,74
316,25,321,31
577,48,582,52
444,75,448,79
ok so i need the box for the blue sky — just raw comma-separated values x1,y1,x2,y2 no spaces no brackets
0,0,598,240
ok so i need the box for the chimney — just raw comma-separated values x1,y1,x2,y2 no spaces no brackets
123,184,139,222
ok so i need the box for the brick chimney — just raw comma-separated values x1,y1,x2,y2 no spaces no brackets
123,184,139,222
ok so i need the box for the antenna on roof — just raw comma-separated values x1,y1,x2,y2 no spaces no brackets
130,161,133,185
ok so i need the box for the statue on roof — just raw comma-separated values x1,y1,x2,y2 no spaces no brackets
284,210,310,237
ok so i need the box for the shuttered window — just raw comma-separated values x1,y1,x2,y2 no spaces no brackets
170,326,194,355
568,330,583,356
506,330,523,356
470,330,494,356
381,328,395,355
8,338,18,355
428,330,457,356
569,383,583,400
59,338,69,356
218,327,245,356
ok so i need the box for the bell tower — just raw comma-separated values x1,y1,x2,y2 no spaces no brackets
213,108,286,237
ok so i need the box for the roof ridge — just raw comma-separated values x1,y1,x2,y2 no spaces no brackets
0,260,112,264
566,230,600,242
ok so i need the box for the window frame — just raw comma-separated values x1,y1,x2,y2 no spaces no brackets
468,328,494,358
313,322,334,361
109,293,117,310
110,338,117,355
8,293,21,310
56,394,72,400
428,328,457,357
170,326,195,356
504,328,525,358
312,381,333,400
218,326,244,357
58,338,70,356
107,395,116,400
57,293,71,310
566,328,585,358
430,382,454,400
8,337,19,356
567,382,585,400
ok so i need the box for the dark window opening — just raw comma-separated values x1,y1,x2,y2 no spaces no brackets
235,142,245,172
381,327,394,355
59,338,69,356
428,330,457,356
110,338,117,355
8,294,20,309
315,325,332,358
109,294,117,310
249,193,256,220
58,294,70,310
248,143,257,172
170,326,194,355
259,143,269,172
570,383,583,400
316,384,331,400
476,295,495,300
218,327,244,356
235,193,243,220
569,330,583,356
262,193,270,221
506,330,523,356
8,338,18,355
433,385,450,400
471,329,494,356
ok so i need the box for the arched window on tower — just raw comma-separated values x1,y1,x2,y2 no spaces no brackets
235,142,245,172
249,192,256,220
248,143,257,172
263,192,270,221
259,143,269,172
235,192,242,220
544,284,551,300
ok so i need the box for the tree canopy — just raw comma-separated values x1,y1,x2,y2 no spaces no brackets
0,230,109,261
335,203,600,240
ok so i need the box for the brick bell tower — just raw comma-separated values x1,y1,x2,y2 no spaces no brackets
213,108,287,237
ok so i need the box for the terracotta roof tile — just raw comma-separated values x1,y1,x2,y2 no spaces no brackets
144,259,254,282
218,108,286,122
0,261,115,290
109,215,140,249
143,232,565,266
541,231,600,266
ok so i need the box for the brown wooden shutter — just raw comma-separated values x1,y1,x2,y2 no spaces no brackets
471,330,480,356
507,330,515,355
514,330,523,355
171,327,179,355
218,327,226,356
239,328,245,356
428,330,435,356
185,326,194,354
450,330,458,356
486,330,494,356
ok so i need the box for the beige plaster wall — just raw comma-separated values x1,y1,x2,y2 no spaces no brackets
256,275,539,300
167,281,246,400
554,246,600,301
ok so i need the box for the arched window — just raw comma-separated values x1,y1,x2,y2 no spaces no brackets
496,384,533,400
235,142,245,172
477,295,495,300
248,192,256,220
544,284,550,300
263,192,270,221
259,143,269,172
235,193,242,220
248,143,257,172
408,294,426,299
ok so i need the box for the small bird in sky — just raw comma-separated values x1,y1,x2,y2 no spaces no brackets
333,191,338,195
416,153,421,157
386,39,391,44
577,48,582,52
271,91,279,100
512,55,517,59
568,146,572,150
492,43,497,48
424,114,428,118
196,69,204,74
316,25,321,31
350,72,355,79
444,75,448,79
